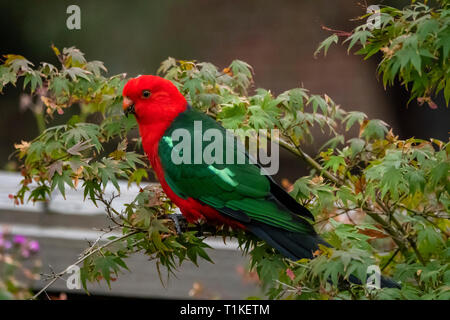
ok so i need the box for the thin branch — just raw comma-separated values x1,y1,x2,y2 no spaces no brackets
398,204,450,237
389,213,425,265
381,248,400,271
363,209,408,253
31,230,139,300
321,25,352,37
94,190,127,228
272,134,341,185
375,197,426,265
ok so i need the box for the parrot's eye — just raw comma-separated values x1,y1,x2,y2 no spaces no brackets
142,90,151,99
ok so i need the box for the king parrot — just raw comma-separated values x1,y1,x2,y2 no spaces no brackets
122,75,399,288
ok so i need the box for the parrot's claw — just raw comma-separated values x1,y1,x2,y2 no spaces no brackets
169,213,185,235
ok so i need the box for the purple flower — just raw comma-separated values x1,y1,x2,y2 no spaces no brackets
4,240,12,250
13,235,26,244
28,240,40,252
21,249,30,258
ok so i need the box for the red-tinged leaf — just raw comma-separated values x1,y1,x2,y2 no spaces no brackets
47,160,63,179
67,140,93,156
286,268,295,281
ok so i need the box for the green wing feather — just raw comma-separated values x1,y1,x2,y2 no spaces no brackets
158,108,314,234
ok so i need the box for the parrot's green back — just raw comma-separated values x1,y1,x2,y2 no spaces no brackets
157,107,322,257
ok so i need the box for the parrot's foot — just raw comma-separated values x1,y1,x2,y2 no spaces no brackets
197,223,204,237
169,213,185,235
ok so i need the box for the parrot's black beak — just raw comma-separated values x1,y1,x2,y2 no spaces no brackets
124,104,135,117
123,96,135,117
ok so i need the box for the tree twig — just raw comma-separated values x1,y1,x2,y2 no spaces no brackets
381,248,400,271
270,134,341,185
31,230,139,300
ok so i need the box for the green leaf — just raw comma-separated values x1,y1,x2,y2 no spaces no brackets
315,34,338,57
429,162,449,188
345,30,372,52
0,66,17,88
217,104,247,129
229,60,253,78
83,180,102,206
98,160,121,191
23,70,42,93
288,88,308,110
406,169,426,194
50,77,70,95
321,135,345,151
51,170,74,199
86,60,107,77
128,168,148,187
417,226,444,255
323,155,346,173
290,177,311,200
361,119,388,140
343,112,367,131
183,78,203,98
93,255,121,288
348,138,365,157
308,95,328,114
64,67,92,81
380,166,403,199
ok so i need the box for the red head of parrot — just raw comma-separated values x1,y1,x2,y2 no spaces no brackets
122,75,190,171
121,75,235,225
122,75,187,124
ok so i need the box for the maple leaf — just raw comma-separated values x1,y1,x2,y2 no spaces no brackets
47,160,63,179
67,140,93,156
